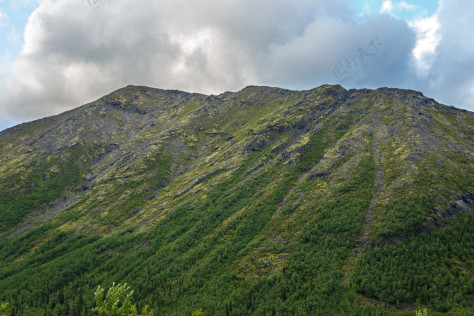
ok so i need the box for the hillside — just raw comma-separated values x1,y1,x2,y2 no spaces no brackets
0,84,472,315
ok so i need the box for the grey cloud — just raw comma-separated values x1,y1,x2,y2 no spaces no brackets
259,15,416,90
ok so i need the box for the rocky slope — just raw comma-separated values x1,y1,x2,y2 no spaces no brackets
0,84,472,315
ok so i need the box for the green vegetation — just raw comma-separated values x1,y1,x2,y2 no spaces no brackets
0,146,91,228
0,85,472,315
93,283,153,316
416,308,428,316
0,302,8,316
352,213,474,313
191,308,204,316
377,194,433,240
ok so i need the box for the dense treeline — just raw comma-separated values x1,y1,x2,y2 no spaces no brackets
1,151,470,315
352,213,474,313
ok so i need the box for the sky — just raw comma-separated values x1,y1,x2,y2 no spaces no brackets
0,0,473,131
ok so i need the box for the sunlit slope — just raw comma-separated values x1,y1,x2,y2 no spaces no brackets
0,84,472,315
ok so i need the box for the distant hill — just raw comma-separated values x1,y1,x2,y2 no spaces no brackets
0,84,472,315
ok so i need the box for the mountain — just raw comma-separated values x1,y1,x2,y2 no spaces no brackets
0,84,472,315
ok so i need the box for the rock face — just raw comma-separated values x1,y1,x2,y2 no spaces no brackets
0,84,472,315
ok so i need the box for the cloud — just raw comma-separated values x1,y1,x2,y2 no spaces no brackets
398,1,417,11
259,15,416,90
380,0,418,15
415,0,474,108
0,0,416,121
409,15,440,75
0,0,472,124
380,0,394,13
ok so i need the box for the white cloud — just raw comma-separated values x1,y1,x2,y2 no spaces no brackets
409,15,440,75
381,1,419,15
399,1,417,11
0,0,418,121
380,0,394,13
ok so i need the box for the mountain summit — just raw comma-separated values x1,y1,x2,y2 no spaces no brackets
0,85,472,315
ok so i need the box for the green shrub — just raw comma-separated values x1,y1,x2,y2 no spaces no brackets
92,283,153,316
